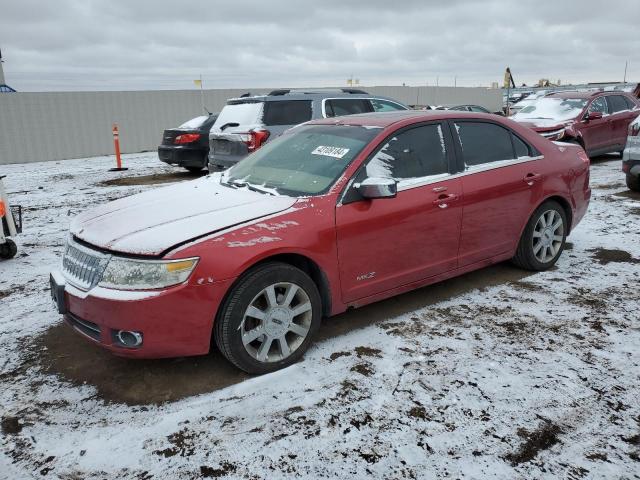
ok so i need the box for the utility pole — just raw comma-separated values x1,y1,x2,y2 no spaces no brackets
0,48,5,85
624,61,628,83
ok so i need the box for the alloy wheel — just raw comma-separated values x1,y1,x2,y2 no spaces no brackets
240,282,312,363
532,209,564,263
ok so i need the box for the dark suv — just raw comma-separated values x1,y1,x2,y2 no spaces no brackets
512,91,640,157
207,89,408,171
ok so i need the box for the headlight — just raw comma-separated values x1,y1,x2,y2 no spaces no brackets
542,128,565,141
98,257,199,290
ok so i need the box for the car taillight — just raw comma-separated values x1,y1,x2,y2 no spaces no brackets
246,130,270,152
174,133,201,144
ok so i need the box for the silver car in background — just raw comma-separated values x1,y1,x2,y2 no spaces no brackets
622,115,640,191
207,89,409,171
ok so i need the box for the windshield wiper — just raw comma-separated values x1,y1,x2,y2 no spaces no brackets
224,179,276,195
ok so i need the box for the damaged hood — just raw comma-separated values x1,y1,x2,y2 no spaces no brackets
70,176,296,255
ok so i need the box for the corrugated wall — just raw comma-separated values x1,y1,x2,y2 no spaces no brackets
0,86,501,165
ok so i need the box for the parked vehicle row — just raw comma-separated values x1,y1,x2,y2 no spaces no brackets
53,110,590,374
157,89,411,172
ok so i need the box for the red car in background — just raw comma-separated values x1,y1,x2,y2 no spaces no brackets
51,111,590,374
512,91,640,157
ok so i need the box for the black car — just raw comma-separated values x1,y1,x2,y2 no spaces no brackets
158,114,219,172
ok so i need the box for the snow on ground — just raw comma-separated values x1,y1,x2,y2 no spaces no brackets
1,153,639,479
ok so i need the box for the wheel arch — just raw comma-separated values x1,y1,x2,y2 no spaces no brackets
216,252,333,323
515,193,575,249
543,194,574,233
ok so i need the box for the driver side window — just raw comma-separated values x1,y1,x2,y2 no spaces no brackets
365,124,449,181
588,97,609,115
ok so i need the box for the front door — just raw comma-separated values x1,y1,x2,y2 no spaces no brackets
581,96,611,152
335,122,463,303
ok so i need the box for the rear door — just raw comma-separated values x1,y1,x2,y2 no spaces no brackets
336,122,463,302
606,95,637,149
451,120,544,266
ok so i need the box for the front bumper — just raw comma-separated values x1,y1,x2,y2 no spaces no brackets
50,269,235,359
158,146,207,168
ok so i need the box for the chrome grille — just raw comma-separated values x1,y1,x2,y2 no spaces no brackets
62,238,110,290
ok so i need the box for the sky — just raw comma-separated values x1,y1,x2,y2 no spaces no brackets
0,0,638,92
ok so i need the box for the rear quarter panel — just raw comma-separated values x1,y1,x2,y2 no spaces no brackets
504,119,590,236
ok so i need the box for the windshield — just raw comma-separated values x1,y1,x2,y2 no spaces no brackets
223,124,378,196
213,101,264,129
513,97,587,121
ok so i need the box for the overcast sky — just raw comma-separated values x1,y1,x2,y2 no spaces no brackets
1,0,638,92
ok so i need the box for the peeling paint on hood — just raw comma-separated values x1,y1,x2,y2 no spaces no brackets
70,176,296,256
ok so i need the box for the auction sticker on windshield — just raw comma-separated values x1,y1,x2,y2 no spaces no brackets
311,146,350,159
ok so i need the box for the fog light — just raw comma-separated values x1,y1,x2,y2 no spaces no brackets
116,330,143,347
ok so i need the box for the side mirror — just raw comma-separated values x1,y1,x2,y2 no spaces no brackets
356,177,397,199
585,111,603,121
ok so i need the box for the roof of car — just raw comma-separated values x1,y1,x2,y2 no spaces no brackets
545,90,631,99
306,110,495,128
226,90,404,104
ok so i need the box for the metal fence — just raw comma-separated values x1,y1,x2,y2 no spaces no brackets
0,86,502,165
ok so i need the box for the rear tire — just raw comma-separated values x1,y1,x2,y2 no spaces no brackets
627,174,640,192
214,262,322,374
512,201,567,271
0,239,17,260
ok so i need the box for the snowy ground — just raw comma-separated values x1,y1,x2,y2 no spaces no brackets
1,153,639,479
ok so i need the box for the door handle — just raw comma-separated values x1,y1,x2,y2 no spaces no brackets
433,193,459,209
523,173,542,186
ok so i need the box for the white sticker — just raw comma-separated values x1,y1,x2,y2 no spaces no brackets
311,145,350,159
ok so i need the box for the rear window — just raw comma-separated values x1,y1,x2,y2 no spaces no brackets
454,121,516,167
178,116,209,129
325,99,373,117
263,100,312,126
623,96,637,109
607,95,630,113
213,102,263,128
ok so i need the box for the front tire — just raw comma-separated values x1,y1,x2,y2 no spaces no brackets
512,201,567,271
627,174,640,192
214,262,322,374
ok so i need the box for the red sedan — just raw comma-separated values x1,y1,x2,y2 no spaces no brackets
50,111,591,374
